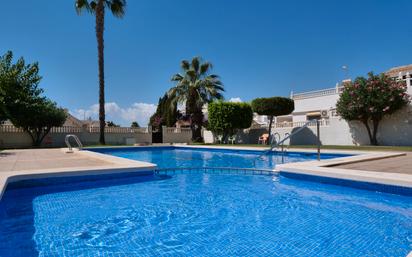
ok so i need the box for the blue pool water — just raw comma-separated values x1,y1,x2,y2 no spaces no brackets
0,147,411,256
0,171,411,256
89,146,350,169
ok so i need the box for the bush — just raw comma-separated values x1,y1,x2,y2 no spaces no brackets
208,101,253,141
336,72,410,145
0,51,67,146
251,97,294,143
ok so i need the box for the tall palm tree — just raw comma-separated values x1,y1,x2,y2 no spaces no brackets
75,0,126,144
168,57,224,142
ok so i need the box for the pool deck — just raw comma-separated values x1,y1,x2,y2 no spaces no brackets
0,148,155,199
335,153,412,174
1,146,412,200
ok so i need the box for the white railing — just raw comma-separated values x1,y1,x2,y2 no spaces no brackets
273,119,330,128
292,86,343,100
0,125,25,133
88,126,150,134
0,125,150,134
165,127,192,134
51,126,82,133
0,125,82,133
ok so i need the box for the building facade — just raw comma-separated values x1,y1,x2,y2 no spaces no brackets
266,64,412,146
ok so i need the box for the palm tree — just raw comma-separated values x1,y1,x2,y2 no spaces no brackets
168,57,224,142
75,0,126,144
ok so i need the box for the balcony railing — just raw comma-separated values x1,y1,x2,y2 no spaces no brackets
273,119,330,128
292,86,343,100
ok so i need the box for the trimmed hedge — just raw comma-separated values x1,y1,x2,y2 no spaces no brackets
251,97,294,117
208,101,253,137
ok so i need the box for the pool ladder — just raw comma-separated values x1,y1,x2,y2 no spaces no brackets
254,119,321,166
65,134,83,153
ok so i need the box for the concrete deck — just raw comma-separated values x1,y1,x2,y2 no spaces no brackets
0,149,114,172
335,153,412,174
0,148,156,199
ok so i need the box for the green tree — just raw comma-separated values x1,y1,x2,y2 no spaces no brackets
336,72,410,145
0,51,67,146
75,0,126,145
168,57,224,142
8,99,67,147
251,97,294,144
131,121,140,128
208,101,253,142
149,92,178,128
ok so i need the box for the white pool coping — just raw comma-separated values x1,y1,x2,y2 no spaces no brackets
0,149,157,200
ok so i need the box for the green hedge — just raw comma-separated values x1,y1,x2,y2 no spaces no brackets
208,101,253,137
251,97,294,117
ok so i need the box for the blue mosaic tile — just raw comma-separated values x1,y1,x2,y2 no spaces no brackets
0,171,411,256
280,171,412,196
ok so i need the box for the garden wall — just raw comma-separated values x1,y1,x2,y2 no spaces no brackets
162,127,192,144
0,126,152,148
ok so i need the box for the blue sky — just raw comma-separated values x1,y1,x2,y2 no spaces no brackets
1,0,411,126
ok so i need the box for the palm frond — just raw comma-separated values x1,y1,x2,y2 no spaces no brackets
75,0,92,14
107,0,126,17
171,73,183,82
181,60,190,71
200,62,212,75
191,57,200,73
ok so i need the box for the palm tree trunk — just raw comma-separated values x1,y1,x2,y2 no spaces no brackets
96,0,106,145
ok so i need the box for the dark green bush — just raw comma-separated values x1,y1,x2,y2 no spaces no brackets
208,101,253,141
251,97,294,117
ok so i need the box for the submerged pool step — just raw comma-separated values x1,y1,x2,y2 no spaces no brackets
154,167,277,176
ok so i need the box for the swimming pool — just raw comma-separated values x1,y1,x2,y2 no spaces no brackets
89,146,350,169
0,147,410,256
0,169,411,256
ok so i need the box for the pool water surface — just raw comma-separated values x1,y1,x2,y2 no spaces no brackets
0,171,411,256
89,146,350,169
0,147,410,256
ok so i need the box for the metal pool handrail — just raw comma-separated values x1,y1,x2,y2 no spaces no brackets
154,167,277,176
65,134,83,152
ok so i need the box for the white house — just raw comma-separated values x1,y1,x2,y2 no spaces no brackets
266,64,412,146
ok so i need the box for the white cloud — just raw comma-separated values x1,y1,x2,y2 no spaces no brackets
228,97,242,103
70,102,157,127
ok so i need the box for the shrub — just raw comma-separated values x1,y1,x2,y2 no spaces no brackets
336,72,410,145
251,97,294,143
0,51,67,146
208,101,253,142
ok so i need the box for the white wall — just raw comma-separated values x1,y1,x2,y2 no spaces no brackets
271,118,354,145
294,94,339,112
162,127,192,144
271,106,412,146
0,126,152,148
